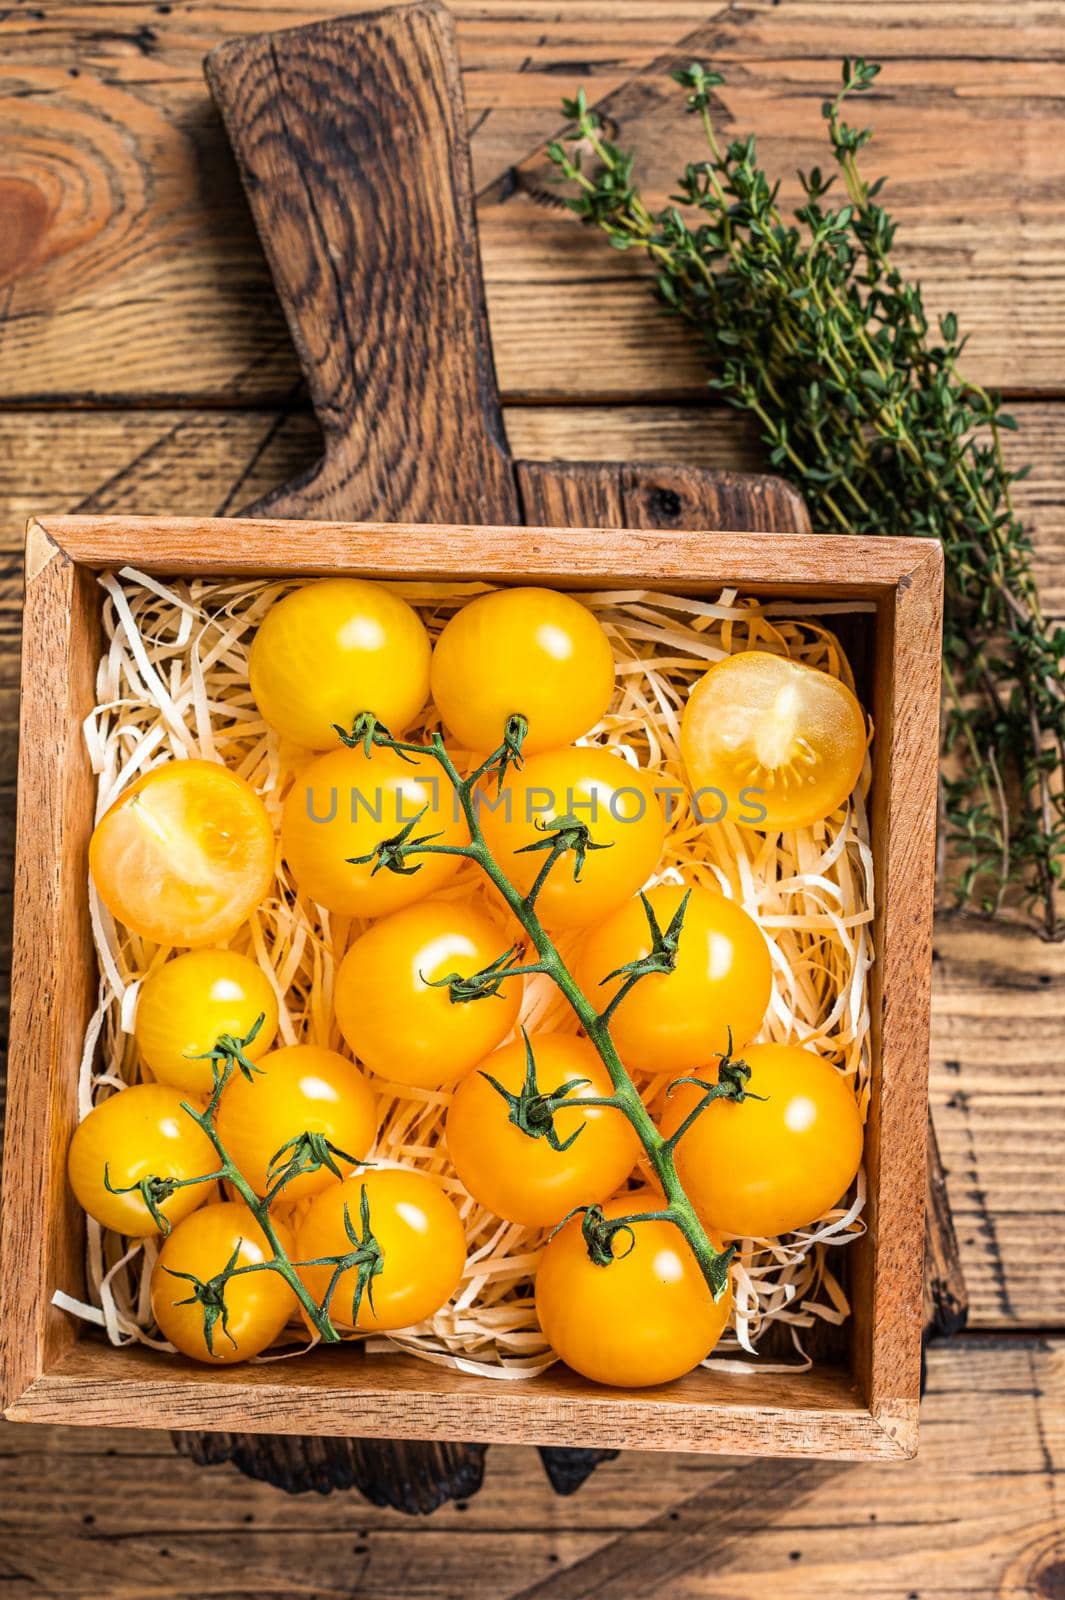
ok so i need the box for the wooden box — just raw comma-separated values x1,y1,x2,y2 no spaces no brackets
0,515,942,1460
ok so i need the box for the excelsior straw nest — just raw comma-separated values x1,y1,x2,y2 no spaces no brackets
59,568,874,1380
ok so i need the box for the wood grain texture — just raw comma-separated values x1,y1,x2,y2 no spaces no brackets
0,1338,1060,1598
7,1338,896,1459
1,3,1064,401
0,540,99,1412
853,537,942,1438
205,3,518,525
38,513,940,592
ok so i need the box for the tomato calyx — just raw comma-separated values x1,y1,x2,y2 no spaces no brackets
663,1035,766,1155
163,1238,245,1357
189,1012,269,1091
102,1164,219,1236
335,711,418,763
515,812,613,891
296,1183,385,1327
596,889,692,1024
480,1029,604,1153
265,1131,367,1204
423,942,533,1005
347,806,445,879
489,713,529,791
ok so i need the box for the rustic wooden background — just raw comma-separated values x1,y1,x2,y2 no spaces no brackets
1,1,1063,1594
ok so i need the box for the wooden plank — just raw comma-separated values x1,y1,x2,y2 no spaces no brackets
1,4,1064,402
486,1,1065,403
1,403,1062,611
0,0,713,404
0,404,1058,1331
0,1338,1059,1597
203,3,519,525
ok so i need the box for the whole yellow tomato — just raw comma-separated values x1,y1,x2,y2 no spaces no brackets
576,884,771,1075
151,1200,298,1363
135,949,279,1094
215,1044,378,1201
446,1034,638,1227
430,587,615,755
660,1042,864,1238
250,578,431,749
334,898,523,1089
535,1190,732,1387
89,759,275,948
479,747,665,930
296,1170,466,1332
280,745,468,918
680,651,867,831
68,1084,217,1237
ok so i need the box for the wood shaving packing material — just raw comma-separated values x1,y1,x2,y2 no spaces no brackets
70,568,874,1380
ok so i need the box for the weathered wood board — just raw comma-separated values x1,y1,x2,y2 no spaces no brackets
0,0,1061,1583
1,3,1064,401
0,1337,1060,1598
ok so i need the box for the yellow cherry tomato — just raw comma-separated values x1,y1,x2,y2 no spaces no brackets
135,949,279,1094
297,1170,466,1332
479,747,665,931
535,1190,732,1387
280,745,468,918
215,1045,378,1201
249,578,432,750
68,1084,217,1237
659,1042,864,1238
430,587,615,755
680,651,867,831
576,885,771,1075
151,1200,298,1363
446,1034,639,1228
89,759,275,948
334,898,523,1089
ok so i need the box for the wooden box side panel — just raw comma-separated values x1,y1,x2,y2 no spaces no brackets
44,515,938,597
0,532,101,1409
851,546,944,1450
12,1341,907,1461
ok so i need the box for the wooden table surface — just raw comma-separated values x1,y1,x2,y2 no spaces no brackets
1,2,1063,1593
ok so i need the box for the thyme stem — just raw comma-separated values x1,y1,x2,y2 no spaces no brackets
548,59,1065,938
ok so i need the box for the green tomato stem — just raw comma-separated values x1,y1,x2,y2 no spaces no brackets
421,737,733,1302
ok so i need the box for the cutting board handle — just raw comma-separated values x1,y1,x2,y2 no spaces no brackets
205,0,519,525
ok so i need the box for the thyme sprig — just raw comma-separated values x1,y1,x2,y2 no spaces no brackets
117,1024,380,1352
354,721,745,1303
547,60,1065,938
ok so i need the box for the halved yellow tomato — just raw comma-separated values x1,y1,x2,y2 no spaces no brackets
680,651,867,831
89,760,275,948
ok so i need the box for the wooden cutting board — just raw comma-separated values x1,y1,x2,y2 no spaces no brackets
178,0,964,1512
